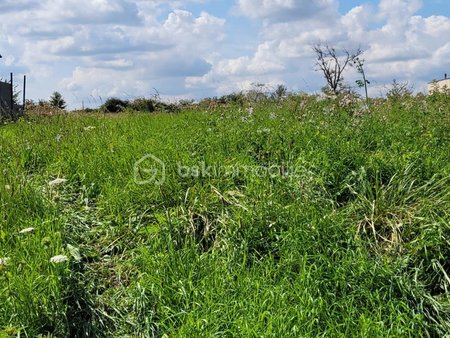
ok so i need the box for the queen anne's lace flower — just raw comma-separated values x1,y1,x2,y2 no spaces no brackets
50,255,69,263
48,178,67,186
19,227,35,234
0,257,10,266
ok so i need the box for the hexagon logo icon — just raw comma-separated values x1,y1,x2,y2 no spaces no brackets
133,153,166,185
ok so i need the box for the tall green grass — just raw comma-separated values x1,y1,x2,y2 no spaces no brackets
1,93,449,336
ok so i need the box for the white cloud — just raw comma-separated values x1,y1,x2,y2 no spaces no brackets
162,10,225,49
40,0,142,25
1,0,450,108
0,0,39,12
188,0,450,97
235,0,339,22
0,0,225,107
378,0,423,21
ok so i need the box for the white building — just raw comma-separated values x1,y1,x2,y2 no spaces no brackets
428,75,450,93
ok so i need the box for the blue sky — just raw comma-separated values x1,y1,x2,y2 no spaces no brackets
1,0,450,109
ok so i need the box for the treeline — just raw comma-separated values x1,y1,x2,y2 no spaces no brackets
20,79,450,117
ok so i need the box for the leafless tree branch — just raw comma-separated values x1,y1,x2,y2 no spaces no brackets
313,43,363,95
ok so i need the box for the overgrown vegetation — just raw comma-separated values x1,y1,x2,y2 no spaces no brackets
100,97,179,114
1,91,450,337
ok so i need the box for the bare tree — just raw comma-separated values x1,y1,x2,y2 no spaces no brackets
386,79,413,100
313,43,363,96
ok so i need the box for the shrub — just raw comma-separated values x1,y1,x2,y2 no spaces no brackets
101,97,129,113
386,79,413,101
129,98,155,112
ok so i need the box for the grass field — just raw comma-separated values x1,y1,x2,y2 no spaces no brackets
1,93,450,337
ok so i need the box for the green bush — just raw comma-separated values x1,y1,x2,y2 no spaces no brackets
101,97,129,113
129,98,155,112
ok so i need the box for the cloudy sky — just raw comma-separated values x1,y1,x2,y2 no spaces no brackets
1,0,449,109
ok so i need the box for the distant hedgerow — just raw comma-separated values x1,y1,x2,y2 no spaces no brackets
129,98,155,112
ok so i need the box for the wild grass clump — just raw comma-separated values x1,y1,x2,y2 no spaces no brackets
1,92,449,336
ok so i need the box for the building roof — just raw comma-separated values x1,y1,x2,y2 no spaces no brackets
428,77,450,84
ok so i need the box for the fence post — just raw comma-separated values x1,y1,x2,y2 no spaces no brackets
10,72,14,120
10,72,13,104
22,75,26,115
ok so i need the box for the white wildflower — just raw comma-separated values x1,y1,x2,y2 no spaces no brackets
241,116,252,123
269,112,277,119
83,126,96,131
48,178,67,186
0,257,10,266
55,134,63,142
246,107,254,115
50,255,69,263
19,227,35,234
